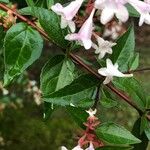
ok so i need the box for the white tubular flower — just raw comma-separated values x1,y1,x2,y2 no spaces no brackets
61,146,68,150
65,8,96,49
85,142,95,150
128,0,150,26
98,59,133,84
95,0,129,24
86,108,97,117
51,0,84,32
61,145,83,150
92,34,116,59
72,145,83,150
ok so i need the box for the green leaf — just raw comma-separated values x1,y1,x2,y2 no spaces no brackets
101,89,118,108
4,22,43,85
97,146,133,150
19,7,70,49
40,55,75,95
43,102,55,121
39,9,69,49
128,53,139,71
126,4,140,17
145,127,150,140
140,116,150,140
132,118,149,150
111,26,135,72
43,74,99,106
96,122,141,145
40,55,75,119
147,96,150,109
0,26,5,50
25,0,35,6
67,106,88,129
0,0,9,3
46,0,54,9
34,0,47,8
113,78,147,111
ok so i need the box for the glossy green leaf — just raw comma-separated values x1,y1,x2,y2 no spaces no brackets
113,78,147,111
101,89,118,108
132,118,149,150
140,116,150,140
46,0,54,8
111,26,135,72
67,106,88,129
145,127,150,140
19,7,70,49
96,122,141,145
146,96,150,109
40,55,75,95
97,146,133,150
0,0,9,3
26,0,34,6
4,22,43,85
39,9,69,48
43,74,99,106
0,26,5,50
126,4,140,17
129,53,139,71
41,55,75,119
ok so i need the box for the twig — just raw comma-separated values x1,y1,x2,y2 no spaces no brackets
0,3,49,40
0,3,149,120
131,68,150,73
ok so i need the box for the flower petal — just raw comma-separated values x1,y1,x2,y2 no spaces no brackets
51,3,63,15
103,76,113,84
61,146,68,150
115,5,129,22
68,21,76,33
101,8,115,24
61,16,68,29
98,68,108,76
82,39,92,50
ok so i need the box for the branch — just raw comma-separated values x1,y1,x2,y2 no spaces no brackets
0,3,149,120
0,3,49,40
131,67,150,73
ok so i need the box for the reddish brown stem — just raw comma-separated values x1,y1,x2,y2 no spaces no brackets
0,3,149,120
0,3,49,40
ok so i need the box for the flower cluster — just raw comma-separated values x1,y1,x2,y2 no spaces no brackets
61,109,103,150
51,0,150,84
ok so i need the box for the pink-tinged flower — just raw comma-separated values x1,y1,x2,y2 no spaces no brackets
51,0,84,32
95,0,129,24
85,142,95,150
98,59,133,84
128,0,150,26
145,0,150,4
65,8,96,50
92,34,116,59
86,109,97,117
